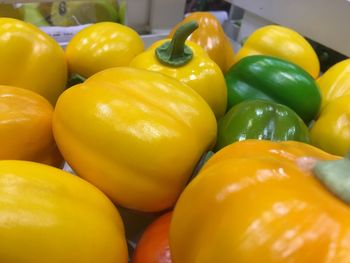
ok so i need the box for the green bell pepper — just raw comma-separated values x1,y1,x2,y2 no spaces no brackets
225,55,321,123
215,99,310,151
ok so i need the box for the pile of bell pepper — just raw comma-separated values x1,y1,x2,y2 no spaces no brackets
0,11,350,263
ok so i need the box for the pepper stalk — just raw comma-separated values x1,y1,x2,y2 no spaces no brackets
314,152,350,204
155,21,198,67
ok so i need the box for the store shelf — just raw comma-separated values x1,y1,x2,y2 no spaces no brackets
123,0,187,33
227,0,350,57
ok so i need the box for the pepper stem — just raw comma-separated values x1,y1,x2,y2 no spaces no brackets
155,21,199,67
314,151,350,204
67,73,86,87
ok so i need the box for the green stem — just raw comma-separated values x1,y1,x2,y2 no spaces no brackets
313,151,350,204
67,73,86,88
155,21,199,67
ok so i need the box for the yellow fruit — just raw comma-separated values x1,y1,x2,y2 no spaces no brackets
65,22,144,77
0,160,128,263
53,67,217,212
0,18,67,104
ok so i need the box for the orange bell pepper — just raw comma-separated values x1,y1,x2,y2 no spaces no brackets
132,212,172,263
168,12,235,73
0,85,62,167
170,140,350,262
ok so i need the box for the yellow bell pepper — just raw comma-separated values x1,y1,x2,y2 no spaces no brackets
0,18,67,105
0,160,128,263
65,22,144,78
168,12,235,73
170,139,350,262
130,21,227,118
317,58,350,109
234,25,320,78
53,67,217,213
0,85,63,167
310,95,350,156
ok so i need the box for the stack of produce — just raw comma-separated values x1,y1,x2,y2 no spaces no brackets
0,10,350,262
0,1,124,26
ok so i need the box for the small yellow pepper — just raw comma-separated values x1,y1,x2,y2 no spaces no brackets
310,95,350,156
234,25,320,78
66,22,144,78
130,21,227,118
168,12,235,73
317,58,350,109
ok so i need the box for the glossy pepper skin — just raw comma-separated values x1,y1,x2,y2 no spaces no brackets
317,58,350,109
0,160,128,263
53,67,217,213
130,21,227,119
310,95,350,156
168,12,235,73
66,22,144,78
225,55,321,123
0,18,67,105
132,212,172,263
0,85,63,167
234,25,320,78
215,100,310,151
169,140,350,263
